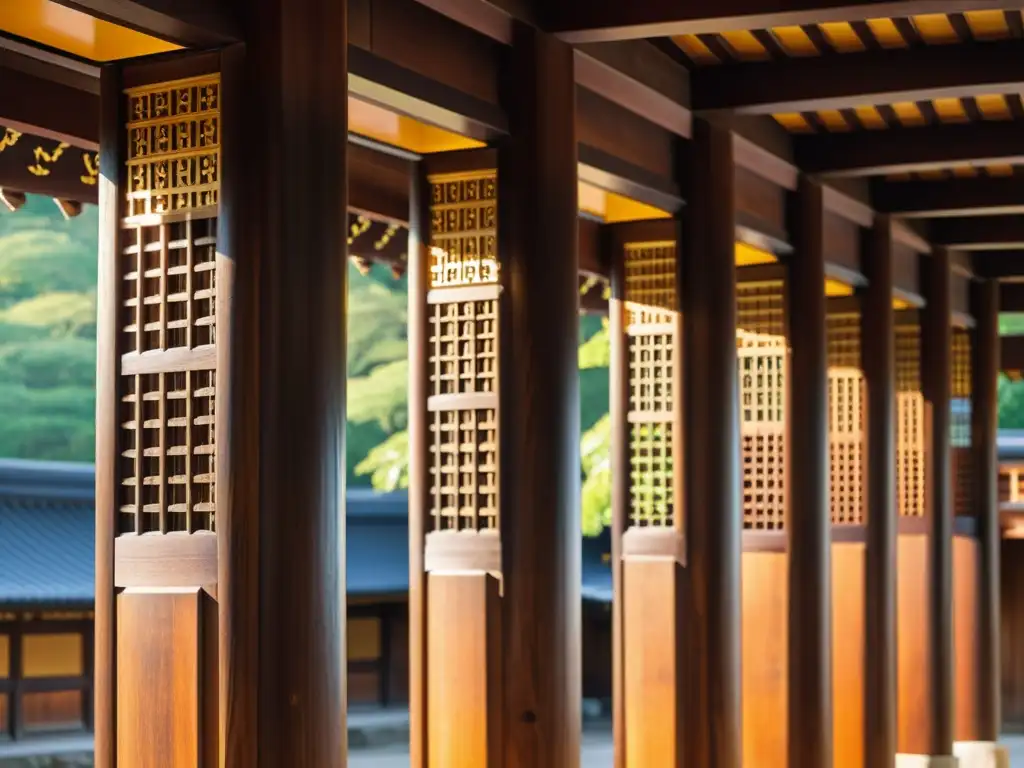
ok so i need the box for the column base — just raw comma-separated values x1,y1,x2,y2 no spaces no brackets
953,741,1010,768
896,756,959,768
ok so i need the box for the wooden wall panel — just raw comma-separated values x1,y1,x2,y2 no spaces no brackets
1001,538,1024,732
893,244,921,303
742,550,787,768
426,573,501,768
577,87,674,178
116,589,208,768
954,535,981,741
823,211,861,279
898,534,931,754
832,542,865,768
623,559,683,768
735,166,786,239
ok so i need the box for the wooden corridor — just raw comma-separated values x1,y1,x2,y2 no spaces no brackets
2,0,1024,766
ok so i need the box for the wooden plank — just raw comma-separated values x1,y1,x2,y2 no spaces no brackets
832,543,865,768
954,536,982,742
933,215,1024,251
0,65,99,149
114,533,218,588
873,175,1024,218
51,0,239,46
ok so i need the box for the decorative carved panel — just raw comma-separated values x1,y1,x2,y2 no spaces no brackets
896,322,925,518
828,312,864,525
952,328,973,517
118,76,220,536
426,171,500,533
737,281,787,530
624,242,677,528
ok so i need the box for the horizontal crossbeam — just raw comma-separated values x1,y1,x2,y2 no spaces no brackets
872,176,1024,218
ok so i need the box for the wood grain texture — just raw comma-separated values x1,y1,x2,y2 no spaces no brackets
682,117,742,768
862,214,898,767
116,590,202,768
787,175,834,768
923,247,955,755
115,533,217,588
426,573,501,768
622,559,683,768
94,62,123,768
742,551,788,768
1000,538,1024,732
499,23,581,768
972,279,1001,741
832,542,865,768
954,535,981,742
898,534,933,754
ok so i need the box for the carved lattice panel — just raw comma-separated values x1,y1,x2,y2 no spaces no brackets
624,243,677,527
738,281,787,530
828,313,864,525
952,328,973,517
896,322,925,517
426,170,500,533
126,76,220,217
118,75,220,536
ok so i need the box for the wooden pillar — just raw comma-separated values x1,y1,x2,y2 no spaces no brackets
862,216,897,767
407,23,579,768
922,247,955,756
787,176,833,768
610,223,685,768
95,3,349,766
682,118,742,768
971,279,1000,741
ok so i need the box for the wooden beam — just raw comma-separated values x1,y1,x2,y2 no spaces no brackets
795,121,1024,178
52,0,239,46
873,175,1024,218
0,66,99,149
692,39,1024,115
0,129,99,202
932,215,1024,251
545,0,1024,43
973,252,1024,281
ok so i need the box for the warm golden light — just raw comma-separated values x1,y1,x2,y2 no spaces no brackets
349,98,485,154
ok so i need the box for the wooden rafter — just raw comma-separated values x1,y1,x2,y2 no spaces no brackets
0,65,99,149
50,0,239,47
692,39,1024,114
932,215,1024,250
873,175,1024,218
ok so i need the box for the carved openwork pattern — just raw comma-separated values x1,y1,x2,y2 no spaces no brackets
125,76,219,218
952,328,973,517
426,171,500,533
828,313,865,525
624,243,677,527
737,282,787,530
118,75,220,536
896,322,925,517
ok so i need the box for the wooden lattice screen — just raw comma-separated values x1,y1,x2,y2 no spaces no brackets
896,321,925,518
952,327,973,517
119,75,220,536
624,242,678,528
827,311,865,525
737,280,787,530
426,171,500,533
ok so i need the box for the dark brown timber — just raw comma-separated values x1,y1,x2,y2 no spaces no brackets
682,119,742,768
862,215,898,768
787,175,834,768
499,22,582,768
872,176,1024,219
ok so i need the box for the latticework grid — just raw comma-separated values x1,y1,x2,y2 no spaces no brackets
118,369,216,534
952,328,973,517
117,75,220,537
737,281,787,530
426,170,500,533
125,76,219,218
428,172,498,288
896,323,925,517
828,313,864,525
624,243,677,528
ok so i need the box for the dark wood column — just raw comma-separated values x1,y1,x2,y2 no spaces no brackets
862,216,897,767
501,22,581,768
922,247,955,756
971,278,1000,742
682,118,742,768
787,176,833,768
222,1,349,765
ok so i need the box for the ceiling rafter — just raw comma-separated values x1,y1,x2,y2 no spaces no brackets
691,38,1024,114
873,175,1024,217
931,214,1024,250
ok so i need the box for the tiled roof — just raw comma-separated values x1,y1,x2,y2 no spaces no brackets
0,461,616,606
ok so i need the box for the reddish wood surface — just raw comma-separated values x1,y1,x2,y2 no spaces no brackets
1000,538,1024,731
116,590,202,768
623,559,683,768
426,573,501,768
742,551,788,768
832,542,865,768
954,535,981,742
898,534,933,754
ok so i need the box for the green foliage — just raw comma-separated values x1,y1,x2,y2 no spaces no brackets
580,414,611,536
347,359,409,432
355,431,410,492
1001,313,1024,337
